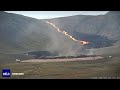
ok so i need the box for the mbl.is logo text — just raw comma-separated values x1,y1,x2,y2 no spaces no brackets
2,69,11,77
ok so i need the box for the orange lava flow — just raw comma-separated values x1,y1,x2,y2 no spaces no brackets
45,21,90,46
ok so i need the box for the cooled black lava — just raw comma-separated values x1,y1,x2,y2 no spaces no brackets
73,32,117,48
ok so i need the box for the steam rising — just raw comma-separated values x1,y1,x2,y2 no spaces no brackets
43,20,91,56
23,20,92,56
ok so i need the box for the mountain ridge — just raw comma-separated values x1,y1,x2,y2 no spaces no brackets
0,11,120,56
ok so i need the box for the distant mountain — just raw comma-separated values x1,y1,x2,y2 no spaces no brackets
106,11,120,15
0,11,120,58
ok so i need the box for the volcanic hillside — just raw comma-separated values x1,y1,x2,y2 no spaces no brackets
0,11,82,56
46,11,120,49
0,11,120,60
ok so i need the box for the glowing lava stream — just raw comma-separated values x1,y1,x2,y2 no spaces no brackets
45,21,90,46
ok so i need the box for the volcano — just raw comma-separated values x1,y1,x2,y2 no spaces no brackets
0,11,120,63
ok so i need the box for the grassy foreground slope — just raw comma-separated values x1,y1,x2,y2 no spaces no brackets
0,54,120,79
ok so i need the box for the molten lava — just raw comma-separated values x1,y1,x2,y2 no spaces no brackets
80,40,90,45
45,21,90,46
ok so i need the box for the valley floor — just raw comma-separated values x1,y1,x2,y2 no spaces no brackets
0,54,120,79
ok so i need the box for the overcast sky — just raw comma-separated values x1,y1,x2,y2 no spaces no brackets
6,11,109,19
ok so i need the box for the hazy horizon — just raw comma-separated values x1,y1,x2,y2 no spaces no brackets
6,11,109,19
